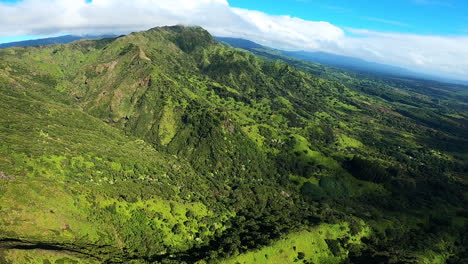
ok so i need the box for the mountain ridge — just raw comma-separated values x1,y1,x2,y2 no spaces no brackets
215,36,468,86
2,34,466,85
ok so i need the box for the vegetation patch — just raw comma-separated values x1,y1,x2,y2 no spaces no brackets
222,222,371,264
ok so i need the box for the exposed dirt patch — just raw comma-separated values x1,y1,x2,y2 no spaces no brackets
139,48,151,61
223,119,235,133
0,172,15,180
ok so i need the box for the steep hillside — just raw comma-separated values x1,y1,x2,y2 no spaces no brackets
0,26,467,264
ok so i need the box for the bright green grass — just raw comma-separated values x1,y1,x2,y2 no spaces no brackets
95,197,232,251
159,102,177,146
289,174,319,186
292,135,341,170
1,249,100,264
242,125,266,148
336,134,363,149
222,222,371,264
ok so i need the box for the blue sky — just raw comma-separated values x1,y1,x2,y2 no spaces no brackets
229,0,468,35
2,0,465,36
0,0,467,80
1,0,466,39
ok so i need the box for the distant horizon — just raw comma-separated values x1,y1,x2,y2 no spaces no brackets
1,0,468,81
2,30,468,85
1,0,467,81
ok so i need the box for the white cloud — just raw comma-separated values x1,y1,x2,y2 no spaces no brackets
228,8,344,50
338,29,468,79
0,0,467,80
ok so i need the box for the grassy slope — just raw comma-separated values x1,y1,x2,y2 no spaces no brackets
0,67,231,263
0,26,467,263
222,222,371,264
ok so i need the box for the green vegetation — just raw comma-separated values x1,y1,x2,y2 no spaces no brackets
0,25,467,263
222,222,370,264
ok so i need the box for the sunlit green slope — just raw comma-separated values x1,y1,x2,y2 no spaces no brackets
0,26,467,264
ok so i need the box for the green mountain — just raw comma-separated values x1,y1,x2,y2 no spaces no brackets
0,35,117,50
0,26,467,264
215,36,468,86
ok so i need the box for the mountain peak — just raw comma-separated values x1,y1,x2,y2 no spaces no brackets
147,25,216,53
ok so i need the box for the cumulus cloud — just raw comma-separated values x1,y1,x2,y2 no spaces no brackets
227,8,344,50
0,0,467,80
0,0,343,50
